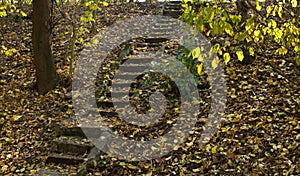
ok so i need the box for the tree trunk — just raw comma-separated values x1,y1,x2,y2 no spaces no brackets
33,0,59,94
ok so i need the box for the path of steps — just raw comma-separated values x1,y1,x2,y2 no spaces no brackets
163,1,182,18
44,2,192,174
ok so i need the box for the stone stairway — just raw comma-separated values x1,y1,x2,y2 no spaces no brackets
163,1,182,18
44,2,196,174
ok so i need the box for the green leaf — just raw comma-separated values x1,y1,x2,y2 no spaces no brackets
224,22,233,36
245,18,255,31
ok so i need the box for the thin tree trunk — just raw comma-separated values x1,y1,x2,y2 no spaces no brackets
33,0,59,94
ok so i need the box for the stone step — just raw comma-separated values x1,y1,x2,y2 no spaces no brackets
167,1,181,4
163,10,182,18
113,72,148,80
164,5,181,10
151,26,175,33
97,99,129,109
46,153,85,165
51,136,94,155
116,64,149,72
155,18,178,24
54,120,110,138
99,110,118,118
135,42,162,48
141,37,168,43
122,56,154,64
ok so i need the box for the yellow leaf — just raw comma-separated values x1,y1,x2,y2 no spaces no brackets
211,145,217,154
173,145,180,151
223,52,230,65
256,121,264,127
255,0,262,11
213,43,222,55
92,39,99,45
212,56,219,69
205,144,211,152
236,50,244,61
5,49,13,56
84,1,90,6
1,45,7,50
119,162,126,166
180,171,184,176
20,10,27,17
103,2,109,7
249,47,254,56
254,30,260,37
294,45,300,52
90,3,98,11
0,10,7,17
266,5,272,18
30,170,37,174
277,46,288,55
291,0,297,7
145,172,152,176
197,63,203,75
127,164,138,169
192,47,200,59
228,159,233,166
1,165,8,172
12,115,21,121
192,168,200,172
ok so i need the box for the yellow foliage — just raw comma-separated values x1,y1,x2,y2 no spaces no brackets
236,50,244,61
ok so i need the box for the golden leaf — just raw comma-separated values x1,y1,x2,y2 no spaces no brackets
192,47,201,59
197,63,203,75
223,52,230,65
249,47,255,56
236,50,244,61
291,0,297,7
212,56,219,69
211,145,218,154
103,2,109,7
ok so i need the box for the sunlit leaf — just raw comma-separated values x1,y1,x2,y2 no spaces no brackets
192,47,200,59
103,2,109,7
223,52,230,65
197,63,203,75
20,10,27,17
224,22,233,36
255,0,262,11
249,47,255,56
291,0,297,7
211,145,217,154
236,50,244,61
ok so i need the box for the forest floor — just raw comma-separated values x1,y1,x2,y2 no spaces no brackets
0,2,299,175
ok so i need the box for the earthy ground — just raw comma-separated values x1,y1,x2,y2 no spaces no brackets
0,2,299,175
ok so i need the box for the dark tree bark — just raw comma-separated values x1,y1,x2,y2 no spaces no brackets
33,0,59,94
